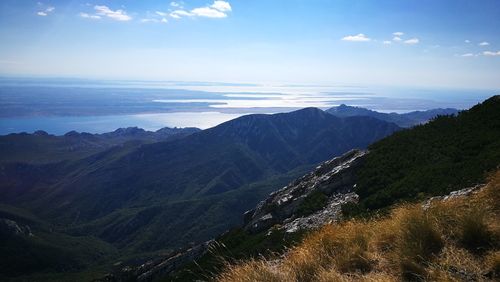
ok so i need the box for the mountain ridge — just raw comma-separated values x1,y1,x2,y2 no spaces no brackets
326,104,458,127
0,126,201,165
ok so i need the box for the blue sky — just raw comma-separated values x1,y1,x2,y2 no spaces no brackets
0,0,499,89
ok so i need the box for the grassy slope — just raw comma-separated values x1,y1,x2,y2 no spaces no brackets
217,170,500,282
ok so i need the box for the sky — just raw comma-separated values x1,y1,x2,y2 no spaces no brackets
0,0,499,89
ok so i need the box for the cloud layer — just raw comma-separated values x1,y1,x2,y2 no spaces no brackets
341,33,370,42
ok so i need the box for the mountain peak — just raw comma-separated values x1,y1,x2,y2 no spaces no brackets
287,107,327,117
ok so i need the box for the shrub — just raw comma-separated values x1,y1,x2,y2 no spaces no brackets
459,208,494,253
395,207,444,280
296,191,328,217
341,202,364,219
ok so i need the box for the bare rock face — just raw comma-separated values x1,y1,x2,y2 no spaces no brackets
281,192,358,233
422,184,485,210
244,149,367,233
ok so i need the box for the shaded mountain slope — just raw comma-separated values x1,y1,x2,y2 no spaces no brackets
0,126,200,165
0,108,400,254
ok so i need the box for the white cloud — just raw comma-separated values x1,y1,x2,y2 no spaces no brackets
465,39,470,43
80,12,101,19
37,6,55,16
94,5,132,21
460,53,475,57
156,11,168,17
170,1,182,8
191,7,227,18
169,13,181,19
393,31,404,36
141,17,168,24
392,36,402,42
383,40,392,45
483,51,500,56
169,1,232,19
341,33,370,42
211,1,231,12
479,41,490,46
170,9,192,18
404,38,419,44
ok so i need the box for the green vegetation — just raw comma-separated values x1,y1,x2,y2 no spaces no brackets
296,191,328,216
356,96,500,210
0,205,117,282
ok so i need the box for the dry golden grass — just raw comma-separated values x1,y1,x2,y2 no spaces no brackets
216,170,500,282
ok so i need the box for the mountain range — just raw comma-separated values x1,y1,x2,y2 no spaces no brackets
0,104,466,280
0,126,200,165
326,104,458,127
166,95,500,281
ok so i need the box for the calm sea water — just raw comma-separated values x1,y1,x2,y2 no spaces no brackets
0,78,496,135
0,112,248,135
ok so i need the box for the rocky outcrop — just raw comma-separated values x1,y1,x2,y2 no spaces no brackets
136,241,211,281
422,184,485,210
98,241,212,282
0,218,33,237
281,192,358,233
244,149,367,233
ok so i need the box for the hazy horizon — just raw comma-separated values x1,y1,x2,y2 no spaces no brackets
0,76,495,135
1,0,499,89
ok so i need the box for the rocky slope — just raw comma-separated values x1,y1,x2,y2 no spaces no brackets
244,149,366,234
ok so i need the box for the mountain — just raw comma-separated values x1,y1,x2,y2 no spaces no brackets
0,126,200,164
326,104,458,127
244,96,500,232
166,96,500,281
0,108,400,280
